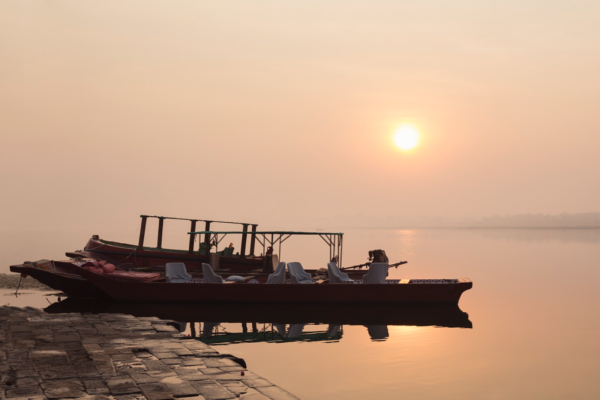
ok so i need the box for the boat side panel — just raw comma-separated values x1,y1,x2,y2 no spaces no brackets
83,238,264,271
67,264,472,304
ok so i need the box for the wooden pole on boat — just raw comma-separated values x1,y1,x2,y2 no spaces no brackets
240,224,249,257
188,220,197,253
249,224,258,256
340,235,343,268
157,217,164,248
203,221,211,255
138,216,148,249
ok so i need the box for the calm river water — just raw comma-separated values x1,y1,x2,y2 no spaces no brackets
2,228,599,399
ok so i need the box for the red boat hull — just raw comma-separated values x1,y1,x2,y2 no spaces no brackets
61,263,472,304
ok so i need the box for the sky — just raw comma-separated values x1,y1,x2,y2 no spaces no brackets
1,0,599,233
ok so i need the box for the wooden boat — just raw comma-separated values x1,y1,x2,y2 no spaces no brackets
74,215,360,274
59,263,472,304
9,254,373,298
10,260,109,299
76,215,267,272
9,216,410,298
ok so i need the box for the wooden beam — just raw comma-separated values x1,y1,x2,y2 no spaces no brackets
188,220,197,253
203,221,211,255
240,224,249,257
157,217,164,248
249,224,258,256
138,216,148,249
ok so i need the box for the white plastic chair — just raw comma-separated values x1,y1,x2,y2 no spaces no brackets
267,262,286,284
362,263,389,284
202,263,223,284
287,262,313,284
327,262,354,284
165,263,192,283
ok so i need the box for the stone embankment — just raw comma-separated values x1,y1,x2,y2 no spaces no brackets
0,306,299,400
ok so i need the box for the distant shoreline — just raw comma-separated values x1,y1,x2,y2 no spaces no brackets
0,273,51,290
336,226,600,230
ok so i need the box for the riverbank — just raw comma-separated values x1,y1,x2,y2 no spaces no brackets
0,305,299,399
0,273,51,290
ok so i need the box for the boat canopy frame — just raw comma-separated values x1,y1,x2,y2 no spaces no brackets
188,230,344,268
137,215,259,256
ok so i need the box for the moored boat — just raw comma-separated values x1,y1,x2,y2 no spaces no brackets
75,215,267,272
10,260,109,299
59,262,472,304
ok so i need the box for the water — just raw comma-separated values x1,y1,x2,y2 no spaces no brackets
2,228,600,399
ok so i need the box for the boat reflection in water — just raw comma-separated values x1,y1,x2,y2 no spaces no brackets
45,298,472,344
196,322,393,343
195,322,345,344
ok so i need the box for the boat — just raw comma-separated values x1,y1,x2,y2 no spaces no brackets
73,215,268,272
58,262,472,304
9,260,109,299
72,215,374,274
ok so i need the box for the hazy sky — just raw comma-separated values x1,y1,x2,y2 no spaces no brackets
1,1,599,232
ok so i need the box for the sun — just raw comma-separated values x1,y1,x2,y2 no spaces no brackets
393,124,420,151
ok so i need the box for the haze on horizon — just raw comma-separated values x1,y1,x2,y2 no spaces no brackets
1,1,599,233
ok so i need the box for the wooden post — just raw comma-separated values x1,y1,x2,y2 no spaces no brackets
188,220,197,253
203,221,211,255
138,216,148,249
249,224,258,256
240,224,249,257
157,217,164,248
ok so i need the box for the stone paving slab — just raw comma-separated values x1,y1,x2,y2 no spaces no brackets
0,306,299,400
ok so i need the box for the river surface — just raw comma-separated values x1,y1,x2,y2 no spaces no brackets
2,228,599,399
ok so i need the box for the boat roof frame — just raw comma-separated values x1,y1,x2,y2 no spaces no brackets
188,230,344,268
137,215,260,257
141,215,257,226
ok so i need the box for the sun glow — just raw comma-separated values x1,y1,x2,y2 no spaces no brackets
393,125,421,151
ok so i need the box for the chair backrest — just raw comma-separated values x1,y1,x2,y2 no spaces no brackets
165,262,191,283
362,263,389,284
287,262,312,282
327,262,350,284
267,262,286,284
202,263,223,284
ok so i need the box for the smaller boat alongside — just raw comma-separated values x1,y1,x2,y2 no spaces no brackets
10,260,108,299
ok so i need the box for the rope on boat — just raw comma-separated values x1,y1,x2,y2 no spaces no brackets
15,275,23,295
